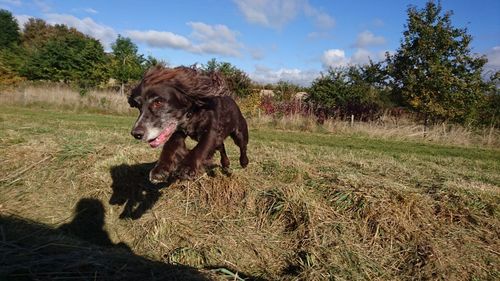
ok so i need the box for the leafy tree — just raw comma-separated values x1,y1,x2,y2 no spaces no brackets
22,18,58,50
21,25,109,89
308,67,349,113
358,61,395,108
274,81,302,101
202,58,252,98
0,9,20,48
203,58,219,73
77,39,111,89
110,35,144,94
308,66,384,120
0,46,26,85
477,71,500,126
386,1,488,124
359,60,388,91
143,54,167,70
0,10,25,86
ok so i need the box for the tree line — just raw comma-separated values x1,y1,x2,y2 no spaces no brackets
0,10,159,94
0,1,499,126
0,10,254,97
308,1,498,126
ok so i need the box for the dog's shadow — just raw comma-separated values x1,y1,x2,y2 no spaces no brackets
109,162,174,220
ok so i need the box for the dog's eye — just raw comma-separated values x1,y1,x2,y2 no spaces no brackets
151,99,163,109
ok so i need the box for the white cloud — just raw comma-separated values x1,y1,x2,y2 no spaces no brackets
304,2,335,29
126,30,191,49
314,12,335,29
234,0,334,30
321,49,348,68
188,22,238,43
307,31,333,40
249,47,265,60
187,22,242,57
354,30,386,48
233,0,301,29
321,48,388,68
250,65,319,86
14,14,31,28
84,8,98,14
350,48,373,65
45,13,117,47
126,22,243,57
372,18,384,28
486,46,500,69
0,0,22,6
33,0,50,12
352,49,388,64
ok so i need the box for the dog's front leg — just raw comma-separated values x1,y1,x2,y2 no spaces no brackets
149,131,187,184
177,131,217,180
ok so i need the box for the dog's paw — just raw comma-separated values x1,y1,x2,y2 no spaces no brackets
149,167,169,184
240,155,249,168
176,165,197,180
221,166,233,176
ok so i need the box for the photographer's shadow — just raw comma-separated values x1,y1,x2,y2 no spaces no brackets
59,198,130,250
2,199,210,280
109,162,173,220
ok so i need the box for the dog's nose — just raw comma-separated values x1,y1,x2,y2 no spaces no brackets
131,129,144,140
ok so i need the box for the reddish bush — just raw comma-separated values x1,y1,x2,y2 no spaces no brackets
259,95,316,117
259,95,276,115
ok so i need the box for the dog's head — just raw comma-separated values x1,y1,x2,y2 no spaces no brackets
129,83,188,148
128,66,227,148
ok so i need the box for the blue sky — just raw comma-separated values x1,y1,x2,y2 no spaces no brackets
2,0,499,85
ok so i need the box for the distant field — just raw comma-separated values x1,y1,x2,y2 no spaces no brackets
1,105,499,280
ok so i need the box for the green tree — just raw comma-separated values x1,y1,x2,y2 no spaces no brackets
202,58,252,98
143,54,167,70
0,10,25,86
307,66,384,120
386,1,488,124
0,9,20,48
111,35,144,94
22,18,58,50
477,71,500,126
203,58,219,73
358,61,394,108
307,67,349,113
21,25,109,89
0,47,25,86
274,80,302,101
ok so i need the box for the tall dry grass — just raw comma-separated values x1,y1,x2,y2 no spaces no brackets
250,113,500,148
0,84,133,115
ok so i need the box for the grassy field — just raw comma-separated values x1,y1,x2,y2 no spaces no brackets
1,104,499,280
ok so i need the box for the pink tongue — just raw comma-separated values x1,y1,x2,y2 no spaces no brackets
149,124,175,148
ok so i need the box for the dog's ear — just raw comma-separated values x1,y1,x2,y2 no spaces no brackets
128,87,140,108
179,93,212,108
165,87,196,109
189,96,210,107
168,80,210,108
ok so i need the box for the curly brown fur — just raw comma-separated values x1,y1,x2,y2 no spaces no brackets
132,66,229,104
129,66,249,182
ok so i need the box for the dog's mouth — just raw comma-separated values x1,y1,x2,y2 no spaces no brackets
147,122,177,148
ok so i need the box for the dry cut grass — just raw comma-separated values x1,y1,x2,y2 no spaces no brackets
0,105,499,280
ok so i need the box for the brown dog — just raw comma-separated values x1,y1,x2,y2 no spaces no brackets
128,66,249,182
